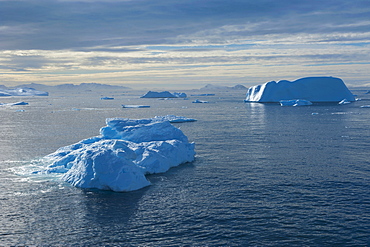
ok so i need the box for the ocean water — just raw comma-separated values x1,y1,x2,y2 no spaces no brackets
1,88,370,246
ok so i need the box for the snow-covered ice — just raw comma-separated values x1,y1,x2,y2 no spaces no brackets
0,87,48,96
152,115,196,123
37,117,195,192
0,101,29,106
280,99,312,106
339,99,351,105
141,91,187,98
245,77,355,103
192,99,208,103
172,92,187,98
122,105,150,108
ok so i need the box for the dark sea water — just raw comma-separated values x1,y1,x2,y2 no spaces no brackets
1,88,370,246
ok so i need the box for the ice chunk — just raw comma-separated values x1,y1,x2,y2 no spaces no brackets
0,101,29,106
122,105,150,108
101,97,114,100
0,87,48,96
280,99,312,106
192,99,208,103
152,115,196,123
38,117,195,192
338,99,351,105
245,77,355,103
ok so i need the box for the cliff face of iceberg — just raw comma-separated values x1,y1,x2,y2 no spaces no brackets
245,77,355,103
40,117,195,192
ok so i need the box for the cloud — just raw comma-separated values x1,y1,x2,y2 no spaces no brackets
1,0,370,87
1,0,368,50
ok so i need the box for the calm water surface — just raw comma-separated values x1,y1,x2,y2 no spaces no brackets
0,89,369,246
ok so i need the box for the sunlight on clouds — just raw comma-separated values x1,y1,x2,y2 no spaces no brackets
1,31,369,88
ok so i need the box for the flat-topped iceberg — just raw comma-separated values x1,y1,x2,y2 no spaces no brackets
37,117,195,192
245,77,355,103
141,91,187,98
0,87,48,97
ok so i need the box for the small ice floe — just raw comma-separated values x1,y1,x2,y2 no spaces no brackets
101,97,114,100
192,99,208,103
122,104,150,108
360,105,370,108
339,99,351,105
152,115,196,123
0,101,29,106
280,99,312,106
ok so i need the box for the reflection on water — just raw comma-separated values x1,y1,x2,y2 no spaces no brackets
1,90,370,245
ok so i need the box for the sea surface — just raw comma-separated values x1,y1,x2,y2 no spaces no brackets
1,88,370,246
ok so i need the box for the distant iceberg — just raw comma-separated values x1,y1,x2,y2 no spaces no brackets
192,99,208,103
37,116,195,192
0,101,29,106
141,91,187,98
122,104,150,108
245,77,355,103
0,87,48,97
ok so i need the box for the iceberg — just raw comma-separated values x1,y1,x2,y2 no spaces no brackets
101,97,114,100
152,115,196,123
38,117,195,192
172,92,187,98
245,77,355,103
192,99,208,103
141,91,187,98
0,87,48,96
122,104,150,108
0,101,29,106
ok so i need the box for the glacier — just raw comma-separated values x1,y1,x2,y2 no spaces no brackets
37,116,195,192
245,77,355,103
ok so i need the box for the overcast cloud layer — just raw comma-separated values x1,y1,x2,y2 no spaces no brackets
1,0,370,88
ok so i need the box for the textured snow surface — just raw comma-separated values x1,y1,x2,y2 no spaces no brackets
39,117,195,192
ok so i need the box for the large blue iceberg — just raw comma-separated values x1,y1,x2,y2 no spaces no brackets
245,77,355,103
38,117,195,192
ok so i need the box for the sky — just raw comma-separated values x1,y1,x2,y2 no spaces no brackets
1,0,370,89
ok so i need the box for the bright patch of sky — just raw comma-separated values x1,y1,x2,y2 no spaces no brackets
1,0,370,88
